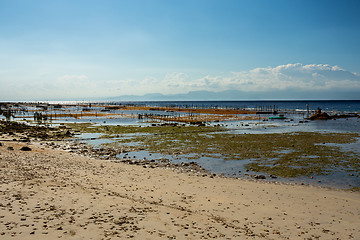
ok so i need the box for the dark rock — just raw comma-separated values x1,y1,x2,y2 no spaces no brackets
20,146,32,151
254,175,266,179
7,146,14,150
309,108,332,120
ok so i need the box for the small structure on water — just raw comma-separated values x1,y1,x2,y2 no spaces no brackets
269,114,286,120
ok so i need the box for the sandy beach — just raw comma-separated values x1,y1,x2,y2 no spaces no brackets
0,136,359,240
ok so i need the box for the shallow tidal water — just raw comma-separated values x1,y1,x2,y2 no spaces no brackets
72,117,360,190
2,101,359,189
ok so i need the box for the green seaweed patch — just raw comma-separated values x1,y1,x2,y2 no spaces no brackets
242,133,360,177
1,120,73,140
348,187,360,192
65,122,359,178
121,131,359,177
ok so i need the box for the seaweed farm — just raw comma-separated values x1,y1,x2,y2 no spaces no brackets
0,101,282,125
1,101,359,189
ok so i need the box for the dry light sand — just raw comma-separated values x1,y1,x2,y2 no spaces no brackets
0,139,359,240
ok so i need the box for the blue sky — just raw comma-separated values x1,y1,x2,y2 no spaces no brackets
0,0,359,100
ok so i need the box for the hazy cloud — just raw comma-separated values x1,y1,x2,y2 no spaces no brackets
1,63,359,100
238,63,360,90
144,63,360,93
58,74,89,82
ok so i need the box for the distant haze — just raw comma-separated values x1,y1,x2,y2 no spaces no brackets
109,89,360,102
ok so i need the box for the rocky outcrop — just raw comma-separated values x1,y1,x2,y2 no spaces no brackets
309,108,332,120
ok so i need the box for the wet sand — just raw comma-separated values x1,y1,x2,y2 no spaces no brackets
0,139,359,239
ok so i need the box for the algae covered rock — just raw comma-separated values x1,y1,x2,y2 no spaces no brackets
309,108,332,120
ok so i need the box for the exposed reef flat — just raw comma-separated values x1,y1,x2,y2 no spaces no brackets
66,122,360,182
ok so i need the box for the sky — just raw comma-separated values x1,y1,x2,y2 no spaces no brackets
0,0,360,101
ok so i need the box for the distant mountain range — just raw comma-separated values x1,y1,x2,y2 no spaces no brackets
105,89,359,101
